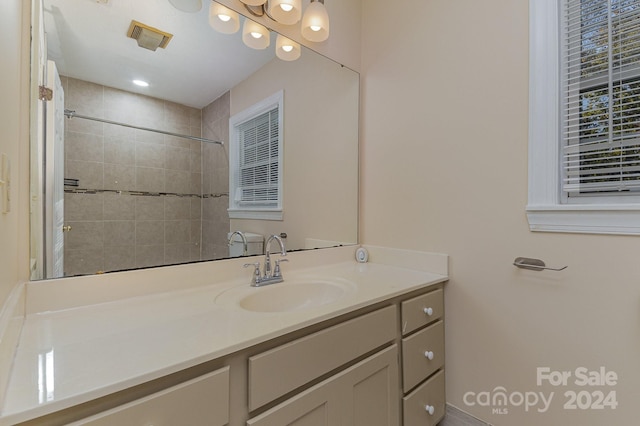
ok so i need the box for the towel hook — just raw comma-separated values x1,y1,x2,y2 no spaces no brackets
513,257,567,272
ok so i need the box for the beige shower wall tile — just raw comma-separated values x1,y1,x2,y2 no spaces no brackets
136,196,164,220
137,114,166,134
66,160,104,190
135,245,165,268
165,220,190,244
104,246,136,272
190,146,202,173
104,221,135,247
190,172,202,195
66,78,104,111
65,132,104,162
103,86,139,117
135,128,164,145
165,102,191,128
64,221,104,250
190,198,202,220
165,243,193,265
164,197,191,220
65,114,103,136
136,220,164,245
104,121,136,139
165,146,191,171
103,192,135,220
188,108,202,128
165,170,190,194
104,136,135,165
104,163,135,191
190,220,202,244
65,248,104,276
136,167,165,193
64,192,104,221
136,141,165,168
137,96,164,121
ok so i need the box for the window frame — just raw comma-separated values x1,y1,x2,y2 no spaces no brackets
527,0,640,235
228,90,284,221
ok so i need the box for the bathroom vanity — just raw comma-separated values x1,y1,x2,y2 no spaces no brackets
0,246,447,425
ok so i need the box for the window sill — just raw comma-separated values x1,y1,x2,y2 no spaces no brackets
228,208,283,221
526,204,640,235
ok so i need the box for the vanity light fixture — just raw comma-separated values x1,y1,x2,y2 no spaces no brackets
267,0,302,25
236,0,330,43
209,2,240,34
168,0,203,13
275,34,300,61
205,0,329,59
242,19,270,49
133,79,150,87
300,0,329,42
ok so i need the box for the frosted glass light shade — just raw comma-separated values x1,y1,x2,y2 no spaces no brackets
239,0,267,6
301,1,329,42
168,0,202,12
268,0,302,25
242,19,270,49
209,3,240,34
276,35,301,61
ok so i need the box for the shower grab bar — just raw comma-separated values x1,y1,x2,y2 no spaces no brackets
513,257,567,272
64,109,224,145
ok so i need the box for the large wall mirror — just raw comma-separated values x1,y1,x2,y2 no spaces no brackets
30,0,359,280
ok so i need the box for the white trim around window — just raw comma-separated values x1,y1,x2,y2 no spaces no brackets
527,0,640,235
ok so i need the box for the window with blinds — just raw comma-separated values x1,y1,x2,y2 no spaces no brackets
562,0,640,197
236,108,279,205
229,91,283,220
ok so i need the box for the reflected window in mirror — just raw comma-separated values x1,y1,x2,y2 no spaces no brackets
229,91,283,220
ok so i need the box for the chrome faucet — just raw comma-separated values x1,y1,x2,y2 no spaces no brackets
228,230,248,256
243,234,288,287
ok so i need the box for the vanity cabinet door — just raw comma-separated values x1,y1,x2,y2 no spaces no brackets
69,367,229,426
248,345,399,426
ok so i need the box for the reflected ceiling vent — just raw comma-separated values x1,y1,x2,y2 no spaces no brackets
127,20,173,51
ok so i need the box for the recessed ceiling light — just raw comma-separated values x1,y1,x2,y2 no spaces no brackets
133,79,149,87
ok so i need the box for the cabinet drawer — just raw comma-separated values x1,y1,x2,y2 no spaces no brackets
249,305,397,410
401,288,443,336
402,320,444,393
403,369,445,426
70,367,230,426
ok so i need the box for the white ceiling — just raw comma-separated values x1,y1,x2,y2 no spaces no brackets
43,0,276,108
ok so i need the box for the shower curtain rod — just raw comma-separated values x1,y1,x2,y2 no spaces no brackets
63,109,224,145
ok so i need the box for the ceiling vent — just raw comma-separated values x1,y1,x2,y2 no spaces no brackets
127,20,173,51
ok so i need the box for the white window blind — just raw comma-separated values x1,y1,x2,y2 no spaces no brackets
236,107,280,206
562,0,640,196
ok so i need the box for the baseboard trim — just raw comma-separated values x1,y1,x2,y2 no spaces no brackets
439,403,491,426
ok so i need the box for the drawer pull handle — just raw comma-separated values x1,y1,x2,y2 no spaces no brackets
424,350,434,360
425,404,435,415
423,307,433,316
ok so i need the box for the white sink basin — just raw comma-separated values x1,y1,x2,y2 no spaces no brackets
215,278,356,313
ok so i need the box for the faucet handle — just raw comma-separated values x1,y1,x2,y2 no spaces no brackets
273,258,289,278
243,262,261,285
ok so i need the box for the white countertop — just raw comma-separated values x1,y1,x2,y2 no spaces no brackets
0,246,448,424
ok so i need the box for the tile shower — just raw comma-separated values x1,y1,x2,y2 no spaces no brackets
62,77,231,276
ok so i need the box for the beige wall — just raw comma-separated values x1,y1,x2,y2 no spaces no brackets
230,52,359,251
0,0,29,306
361,0,640,425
